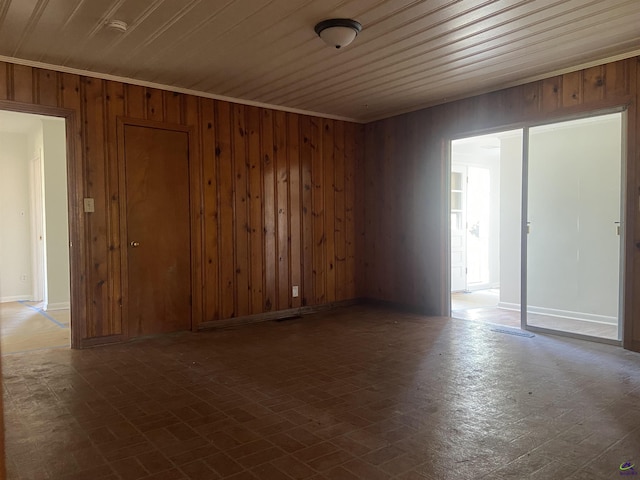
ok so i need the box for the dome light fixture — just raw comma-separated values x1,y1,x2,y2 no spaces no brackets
314,18,362,49
106,19,128,33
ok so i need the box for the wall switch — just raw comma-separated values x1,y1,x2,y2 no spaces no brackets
292,286,299,298
83,198,95,213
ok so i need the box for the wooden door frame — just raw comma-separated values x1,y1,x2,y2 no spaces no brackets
116,117,203,339
0,100,85,348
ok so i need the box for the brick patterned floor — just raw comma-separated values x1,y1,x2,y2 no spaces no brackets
3,305,640,479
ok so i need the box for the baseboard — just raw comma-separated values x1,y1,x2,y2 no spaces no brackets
80,334,127,348
45,302,70,311
0,295,32,303
497,302,616,325
497,302,520,311
197,299,361,331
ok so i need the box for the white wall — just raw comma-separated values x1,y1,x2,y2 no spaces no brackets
41,118,70,310
498,134,523,307
0,132,32,302
527,115,621,323
0,113,69,309
451,144,501,289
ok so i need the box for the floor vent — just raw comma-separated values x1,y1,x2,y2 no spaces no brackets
490,328,535,338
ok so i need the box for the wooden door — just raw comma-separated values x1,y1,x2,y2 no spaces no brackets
124,124,191,336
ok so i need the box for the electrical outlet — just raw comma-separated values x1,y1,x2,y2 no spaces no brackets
83,197,95,213
20,274,28,281
292,286,299,298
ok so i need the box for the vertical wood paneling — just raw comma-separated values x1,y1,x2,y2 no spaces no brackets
363,123,376,299
105,80,125,336
59,71,87,347
562,70,583,107
363,57,640,352
381,120,394,300
334,121,346,301
345,122,357,299
300,116,314,306
247,106,263,314
9,56,640,351
541,76,562,112
233,104,250,317
311,118,325,304
0,60,363,347
275,111,289,309
583,66,605,103
36,69,58,106
631,60,640,350
323,120,336,303
288,113,302,309
0,62,8,100
629,58,640,350
125,85,145,118
523,83,541,116
145,88,164,122
606,60,630,99
216,101,235,318
83,77,108,338
261,109,276,311
184,94,203,331
201,99,219,321
163,91,183,124
12,64,33,103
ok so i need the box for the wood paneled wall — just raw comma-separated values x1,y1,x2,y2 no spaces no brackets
0,61,364,346
363,57,640,352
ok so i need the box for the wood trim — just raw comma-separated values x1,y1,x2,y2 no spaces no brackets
116,118,129,339
0,100,85,349
623,62,638,350
116,116,204,338
80,334,127,348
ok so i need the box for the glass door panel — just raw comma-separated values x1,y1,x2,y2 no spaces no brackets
525,113,622,340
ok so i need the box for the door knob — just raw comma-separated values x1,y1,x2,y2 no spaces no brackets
130,241,140,247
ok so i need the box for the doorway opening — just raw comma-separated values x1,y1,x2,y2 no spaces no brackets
449,111,624,343
0,110,71,354
450,129,523,328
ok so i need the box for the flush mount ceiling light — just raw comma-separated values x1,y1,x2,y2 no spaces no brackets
314,18,362,49
106,19,128,33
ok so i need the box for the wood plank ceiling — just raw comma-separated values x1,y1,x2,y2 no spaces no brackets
1,0,639,122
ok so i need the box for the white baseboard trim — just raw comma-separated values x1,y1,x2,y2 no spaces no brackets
0,295,32,303
497,302,520,311
45,302,70,311
497,302,616,325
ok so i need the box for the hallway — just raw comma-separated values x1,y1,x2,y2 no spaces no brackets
0,301,69,355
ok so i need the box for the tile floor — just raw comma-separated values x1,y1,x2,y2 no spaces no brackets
3,305,640,479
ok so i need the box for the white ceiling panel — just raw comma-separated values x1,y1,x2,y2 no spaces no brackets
1,0,639,122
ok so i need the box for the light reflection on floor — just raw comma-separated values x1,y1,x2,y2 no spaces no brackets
452,290,618,340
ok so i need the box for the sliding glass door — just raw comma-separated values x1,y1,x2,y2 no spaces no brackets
524,113,623,341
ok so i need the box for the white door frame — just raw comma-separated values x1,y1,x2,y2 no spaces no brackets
29,149,46,304
521,109,626,345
